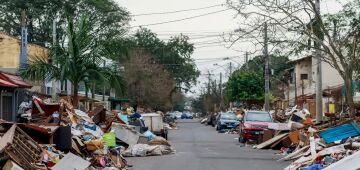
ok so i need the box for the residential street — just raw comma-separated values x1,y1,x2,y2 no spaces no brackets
128,119,289,170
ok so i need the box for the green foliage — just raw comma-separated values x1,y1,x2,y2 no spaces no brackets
0,0,130,46
225,71,264,102
238,55,292,98
21,15,123,107
133,28,200,91
192,95,206,113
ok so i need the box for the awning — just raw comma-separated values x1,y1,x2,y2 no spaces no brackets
0,71,32,88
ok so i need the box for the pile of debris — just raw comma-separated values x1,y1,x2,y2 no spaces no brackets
0,96,174,170
256,106,360,170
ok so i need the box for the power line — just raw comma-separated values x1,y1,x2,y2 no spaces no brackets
131,4,225,16
131,8,231,28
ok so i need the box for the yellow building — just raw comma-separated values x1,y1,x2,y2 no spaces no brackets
0,32,48,73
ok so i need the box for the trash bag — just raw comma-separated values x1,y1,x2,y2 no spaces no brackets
159,145,175,155
143,130,156,140
149,136,170,146
123,144,148,157
147,145,162,156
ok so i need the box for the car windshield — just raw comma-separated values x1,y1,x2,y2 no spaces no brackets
245,112,272,122
221,113,237,120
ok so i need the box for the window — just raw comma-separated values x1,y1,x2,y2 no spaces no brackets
245,112,272,122
46,87,51,95
300,74,308,80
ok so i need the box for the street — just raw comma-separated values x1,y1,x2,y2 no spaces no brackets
128,119,289,170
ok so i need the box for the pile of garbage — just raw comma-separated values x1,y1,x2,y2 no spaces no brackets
255,105,360,170
0,96,174,170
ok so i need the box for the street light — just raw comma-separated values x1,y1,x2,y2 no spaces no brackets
223,57,243,70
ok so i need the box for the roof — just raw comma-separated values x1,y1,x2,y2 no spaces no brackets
0,71,32,88
288,55,313,64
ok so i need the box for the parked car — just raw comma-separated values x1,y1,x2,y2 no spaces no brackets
181,112,193,119
175,112,182,119
168,112,178,120
215,112,239,132
238,111,273,143
186,112,193,119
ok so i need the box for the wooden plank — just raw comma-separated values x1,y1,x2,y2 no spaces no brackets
255,133,288,149
270,135,290,148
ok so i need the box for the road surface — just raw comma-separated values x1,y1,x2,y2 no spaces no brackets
127,119,289,170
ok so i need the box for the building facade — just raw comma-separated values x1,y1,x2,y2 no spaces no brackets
285,55,344,116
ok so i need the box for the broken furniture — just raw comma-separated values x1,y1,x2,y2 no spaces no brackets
0,125,45,170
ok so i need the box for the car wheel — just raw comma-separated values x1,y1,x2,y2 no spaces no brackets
238,130,246,143
238,135,246,143
216,125,221,132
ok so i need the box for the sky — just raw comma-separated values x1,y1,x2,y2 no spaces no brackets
116,0,344,98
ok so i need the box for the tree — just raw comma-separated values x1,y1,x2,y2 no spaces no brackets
225,71,264,106
21,15,123,107
133,28,200,92
192,95,207,113
227,0,360,108
239,55,292,98
0,0,130,46
122,50,176,111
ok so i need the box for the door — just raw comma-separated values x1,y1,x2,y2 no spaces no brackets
2,95,13,121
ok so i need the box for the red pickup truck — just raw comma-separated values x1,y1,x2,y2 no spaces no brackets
238,111,273,143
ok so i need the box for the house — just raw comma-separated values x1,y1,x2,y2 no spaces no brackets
285,55,344,117
0,32,109,111
0,32,48,93
0,71,32,121
0,32,73,96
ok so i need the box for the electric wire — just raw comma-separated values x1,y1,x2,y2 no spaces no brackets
132,4,225,16
131,8,231,28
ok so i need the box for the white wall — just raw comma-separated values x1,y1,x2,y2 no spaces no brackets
286,56,343,107
45,80,72,95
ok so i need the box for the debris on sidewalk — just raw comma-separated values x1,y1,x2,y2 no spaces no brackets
0,95,175,169
255,105,360,170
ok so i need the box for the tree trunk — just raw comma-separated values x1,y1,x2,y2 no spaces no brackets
85,83,88,110
344,74,354,114
90,83,95,110
73,83,79,108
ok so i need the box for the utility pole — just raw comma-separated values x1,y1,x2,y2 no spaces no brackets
315,0,323,123
102,60,106,101
204,71,213,95
219,72,223,110
229,62,233,76
20,10,28,68
245,52,249,69
264,22,270,111
51,18,57,102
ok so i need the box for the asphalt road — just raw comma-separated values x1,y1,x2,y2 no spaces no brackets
127,119,289,170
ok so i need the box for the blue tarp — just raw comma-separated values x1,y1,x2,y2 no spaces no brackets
300,164,323,170
320,122,360,144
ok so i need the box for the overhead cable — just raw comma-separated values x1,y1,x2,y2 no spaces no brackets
132,4,225,16
131,8,231,28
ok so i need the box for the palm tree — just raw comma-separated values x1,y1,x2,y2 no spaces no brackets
21,14,124,107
